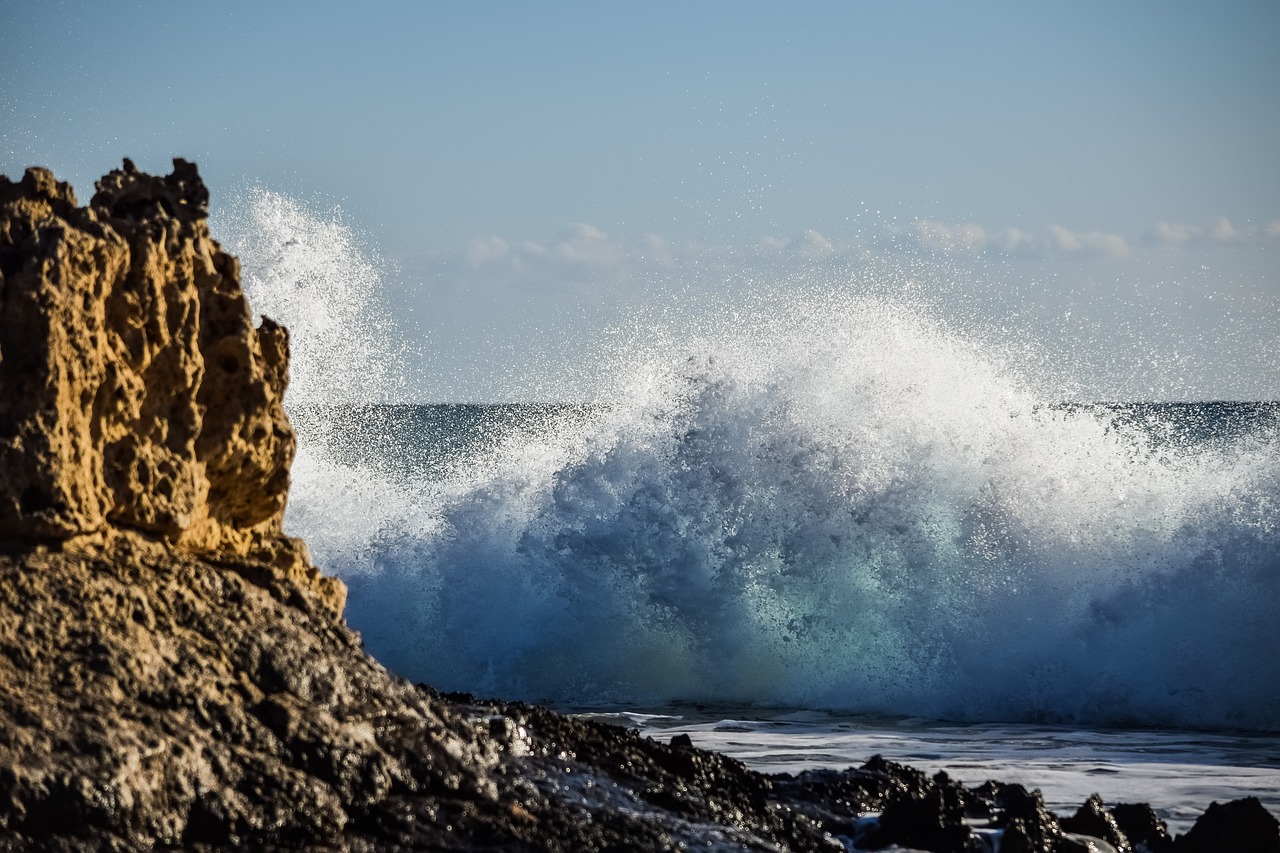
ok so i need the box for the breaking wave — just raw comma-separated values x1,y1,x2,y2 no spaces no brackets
225,192,1280,731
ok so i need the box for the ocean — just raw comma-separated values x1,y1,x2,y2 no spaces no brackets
225,191,1280,835
280,398,1280,833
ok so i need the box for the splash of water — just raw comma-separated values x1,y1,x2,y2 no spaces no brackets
215,187,409,403
227,192,1280,731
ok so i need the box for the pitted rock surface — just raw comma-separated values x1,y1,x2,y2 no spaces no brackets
0,159,339,615
0,538,499,848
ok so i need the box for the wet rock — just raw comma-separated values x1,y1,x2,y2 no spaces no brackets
866,776,971,853
1061,794,1131,853
1174,797,1280,853
984,784,1069,853
480,699,840,851
1110,802,1174,853
770,764,892,840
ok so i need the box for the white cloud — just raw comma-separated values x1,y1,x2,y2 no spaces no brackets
908,219,1130,258
549,223,621,266
462,235,512,267
1150,221,1201,247
1145,216,1276,248
1208,216,1241,243
907,218,1134,258
1045,224,1129,257
413,210,1279,300
795,229,835,258
915,219,987,253
450,224,624,284
757,230,837,258
513,240,551,261
991,227,1035,254
641,233,676,265
757,235,789,254
912,214,1280,258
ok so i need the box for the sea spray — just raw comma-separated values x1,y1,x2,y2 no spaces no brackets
216,187,410,404
224,193,1280,731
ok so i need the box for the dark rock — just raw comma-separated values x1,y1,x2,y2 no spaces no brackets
1060,794,1131,853
869,781,972,853
669,733,694,750
1111,802,1174,853
799,761,984,853
1175,797,1280,853
987,784,1066,853
92,155,209,221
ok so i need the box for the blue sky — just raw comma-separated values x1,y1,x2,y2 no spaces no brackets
4,1,1278,400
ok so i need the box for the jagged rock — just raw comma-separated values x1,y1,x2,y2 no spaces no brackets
773,759,1121,853
0,538,499,849
867,773,971,853
982,784,1069,853
1174,797,1280,853
838,767,1124,853
1061,794,1131,853
1111,802,1174,853
475,699,842,852
0,159,340,616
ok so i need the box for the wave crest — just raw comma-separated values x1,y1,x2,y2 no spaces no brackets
229,192,1280,730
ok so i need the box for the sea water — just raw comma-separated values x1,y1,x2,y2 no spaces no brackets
626,711,1280,835
222,189,1280,834
283,399,1280,834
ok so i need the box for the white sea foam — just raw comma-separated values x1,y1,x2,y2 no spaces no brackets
224,192,1280,731
635,715,1280,834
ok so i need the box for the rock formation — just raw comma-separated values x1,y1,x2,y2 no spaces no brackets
0,160,339,616
0,161,1275,851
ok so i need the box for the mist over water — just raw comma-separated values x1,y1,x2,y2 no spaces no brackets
225,191,1280,732
217,188,410,403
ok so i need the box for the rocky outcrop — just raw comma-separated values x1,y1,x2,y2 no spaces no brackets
0,162,1276,851
1175,798,1280,853
0,160,339,615
0,538,500,848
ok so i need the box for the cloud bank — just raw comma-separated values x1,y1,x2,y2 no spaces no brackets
403,213,1280,297
379,209,1280,402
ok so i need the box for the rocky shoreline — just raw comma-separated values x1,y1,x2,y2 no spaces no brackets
1,161,1276,851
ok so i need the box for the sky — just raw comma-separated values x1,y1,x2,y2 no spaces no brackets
3,0,1278,401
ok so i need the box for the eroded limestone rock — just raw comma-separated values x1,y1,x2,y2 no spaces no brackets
0,159,341,615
